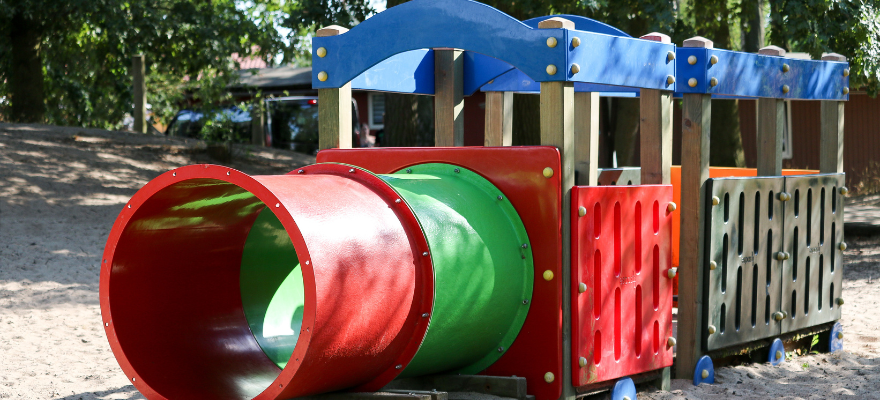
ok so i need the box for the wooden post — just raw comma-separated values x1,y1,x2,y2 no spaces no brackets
756,46,786,176
317,25,353,150
132,54,147,134
484,91,513,146
574,92,600,185
677,36,714,380
435,48,464,147
639,33,673,185
820,53,847,174
538,16,576,400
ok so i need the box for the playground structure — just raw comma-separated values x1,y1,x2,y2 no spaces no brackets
99,0,851,399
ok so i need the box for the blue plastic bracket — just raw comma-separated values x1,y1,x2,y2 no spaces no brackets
610,377,637,400
768,338,786,366
829,322,844,353
693,355,715,385
351,49,435,94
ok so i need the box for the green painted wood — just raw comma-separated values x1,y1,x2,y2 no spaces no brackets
240,208,306,368
381,164,533,377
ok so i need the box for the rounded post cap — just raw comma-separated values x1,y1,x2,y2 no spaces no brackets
538,17,574,29
683,36,714,49
317,25,349,37
640,32,671,43
758,45,787,57
822,53,847,62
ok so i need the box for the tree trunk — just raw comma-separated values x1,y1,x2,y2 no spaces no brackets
740,0,765,53
9,12,45,123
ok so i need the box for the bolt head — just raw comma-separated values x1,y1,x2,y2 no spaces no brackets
395,199,402,203
774,311,784,321
318,71,328,82
843,87,850,95
688,55,697,65
667,51,676,61
571,63,581,74
710,55,718,65
395,365,402,369
840,186,849,196
542,167,554,178
316,47,327,58
667,75,676,85
776,350,783,360
709,77,718,87
712,196,720,206
498,347,504,352
571,37,581,48
782,63,790,73
422,313,429,318
543,270,554,281
579,356,587,367
578,206,587,217
840,242,847,251
406,168,412,173
837,332,844,339
546,37,558,48
844,69,850,77
667,268,677,279
701,369,709,379
776,252,786,261
667,202,677,213
422,252,429,257
782,85,790,94
837,298,845,306
546,64,557,75
667,337,677,347
688,77,698,88
707,325,716,334
578,282,587,293
709,261,717,270
543,372,555,383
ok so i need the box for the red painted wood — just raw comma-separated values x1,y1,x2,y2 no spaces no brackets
101,164,433,399
318,147,563,400
571,185,674,387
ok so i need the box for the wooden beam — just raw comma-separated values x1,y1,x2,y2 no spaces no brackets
574,92,600,185
132,54,147,134
434,48,464,147
820,101,845,173
677,92,712,379
756,98,784,176
484,91,513,146
639,89,673,184
540,16,574,400
317,26,352,150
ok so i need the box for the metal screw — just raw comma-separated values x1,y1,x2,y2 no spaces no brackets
422,313,429,318
571,63,581,74
844,69,850,77
578,282,587,293
454,168,460,173
522,243,529,249
127,205,131,209
305,261,310,265
173,172,176,176
275,203,280,208
571,37,581,48
395,199,402,203
782,63,790,73
840,242,847,251
667,51,675,62
349,168,355,173
316,47,327,58
688,78,698,87
406,169,412,174
395,365,402,369
710,55,718,65
497,347,504,352
707,325,716,335
578,357,587,367
226,171,230,176
578,206,586,217
422,252,429,257
546,37,557,48
105,322,109,327
546,64,557,75
709,77,718,87
688,55,697,65
298,170,304,174
709,261,717,270
782,85,790,94
666,75,675,85
318,71,328,82
711,196,720,206
497,195,504,200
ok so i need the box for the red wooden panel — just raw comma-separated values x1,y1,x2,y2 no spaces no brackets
571,185,674,386
318,147,562,400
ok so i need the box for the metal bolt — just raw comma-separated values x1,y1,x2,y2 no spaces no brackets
667,337,677,347
543,167,554,178
688,55,697,65
544,372,555,383
422,252,429,257
546,64,557,75
579,357,587,367
275,203,280,208
782,85,790,94
844,69,850,77
298,169,304,174
709,77,718,87
571,63,580,74
543,270,554,281
667,51,675,61
667,268,678,279
578,206,587,217
422,313,429,317
707,325,716,335
688,78,698,88
667,75,675,85
395,199,402,203
523,299,530,304
711,196,720,206
226,171,230,176
406,169,412,174
778,192,791,201
498,195,504,200
127,204,131,209
305,261,310,265
318,71,328,82
497,347,504,352
172,172,176,176
395,365,402,369
840,242,847,251
316,47,327,58
701,369,709,379
837,298,845,306
709,261,717,270
578,282,587,293
522,243,529,249
454,168,460,173
667,202,677,213
105,322,109,327
784,252,790,260
623,397,631,400
773,311,785,321
572,37,581,48
349,168,355,173
843,87,850,95
840,186,849,195
710,55,718,65
782,63,790,73
546,37,558,48
837,332,844,340
776,252,786,261
775,350,783,360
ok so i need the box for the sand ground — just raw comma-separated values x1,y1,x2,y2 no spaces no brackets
1,123,878,399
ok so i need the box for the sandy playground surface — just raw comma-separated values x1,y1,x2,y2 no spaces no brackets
1,123,879,399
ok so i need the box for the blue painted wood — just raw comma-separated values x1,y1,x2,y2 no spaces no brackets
480,68,640,97
610,378,637,400
693,356,715,386
351,49,435,94
675,48,849,100
463,52,515,96
522,15,631,38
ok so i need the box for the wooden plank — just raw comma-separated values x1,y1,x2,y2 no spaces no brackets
435,48,464,147
317,25,352,150
639,89,673,184
677,93,712,378
132,55,147,134
540,80,575,400
318,83,353,150
574,92,600,186
820,101,845,173
756,98,784,176
651,367,671,392
386,375,527,400
484,91,513,146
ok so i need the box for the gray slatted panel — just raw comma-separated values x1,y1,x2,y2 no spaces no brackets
596,168,641,186
781,174,845,333
704,177,785,351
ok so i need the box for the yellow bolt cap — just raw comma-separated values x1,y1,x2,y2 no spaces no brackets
837,332,844,339
542,167,554,178
709,261,717,270
667,75,676,85
667,337,677,347
579,357,587,367
578,206,587,217
543,270,554,281
710,55,718,64
667,51,676,61
317,71,328,82
710,77,718,87
546,64,557,75
571,37,581,48
544,372,555,383
707,325,716,334
546,37,558,48
843,87,850,95
316,47,327,58
840,186,849,195
776,350,783,360
840,242,847,251
711,196,720,206
688,55,697,65
688,78,698,87
782,85,790,94
571,63,581,74
844,69,850,77
782,63,790,73
837,298,845,306
667,202,677,213
578,282,587,293
667,268,678,279
701,369,709,379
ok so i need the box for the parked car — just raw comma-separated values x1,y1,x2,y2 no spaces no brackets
165,107,253,142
